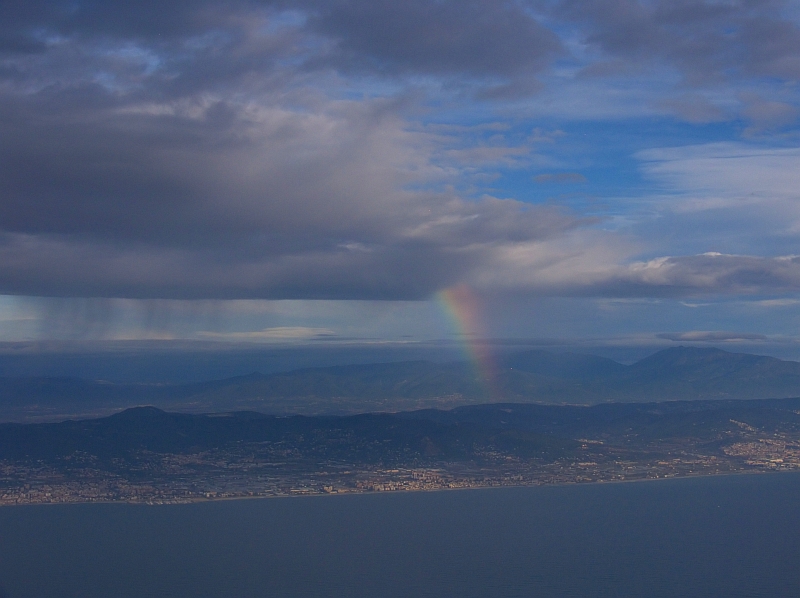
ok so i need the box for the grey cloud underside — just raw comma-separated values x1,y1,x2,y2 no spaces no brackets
0,235,472,300
0,0,571,300
303,0,562,77
607,254,800,298
473,253,800,298
1,0,562,82
4,1,799,85
557,0,800,83
2,1,800,300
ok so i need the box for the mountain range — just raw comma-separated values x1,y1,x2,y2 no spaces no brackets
3,346,800,421
3,396,800,481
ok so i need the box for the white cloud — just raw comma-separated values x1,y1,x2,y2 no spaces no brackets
638,143,800,203
198,326,337,341
657,331,768,342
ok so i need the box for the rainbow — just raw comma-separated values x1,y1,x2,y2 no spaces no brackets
437,284,501,400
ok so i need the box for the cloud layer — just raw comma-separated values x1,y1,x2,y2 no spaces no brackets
2,1,800,303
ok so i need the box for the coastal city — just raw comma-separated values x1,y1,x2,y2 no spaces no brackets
2,425,799,506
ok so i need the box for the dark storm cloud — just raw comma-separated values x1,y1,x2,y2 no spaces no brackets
0,0,228,42
4,1,799,87
0,0,583,300
0,89,571,247
555,0,800,83
0,79,583,298
0,234,478,299
302,0,562,77
0,1,567,122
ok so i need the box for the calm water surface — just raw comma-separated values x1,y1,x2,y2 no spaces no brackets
1,473,799,598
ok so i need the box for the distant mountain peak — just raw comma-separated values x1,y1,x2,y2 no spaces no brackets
636,346,774,367
110,406,167,419
650,346,731,357
3,348,800,421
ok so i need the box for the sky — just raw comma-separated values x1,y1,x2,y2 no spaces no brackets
3,0,800,358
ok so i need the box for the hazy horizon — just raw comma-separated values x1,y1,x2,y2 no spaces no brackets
1,339,800,385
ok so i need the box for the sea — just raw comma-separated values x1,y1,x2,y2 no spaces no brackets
1,472,799,598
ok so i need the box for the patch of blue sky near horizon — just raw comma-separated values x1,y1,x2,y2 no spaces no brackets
0,295,40,341
0,296,454,345
5,291,800,359
7,293,800,364
469,294,800,362
483,294,800,340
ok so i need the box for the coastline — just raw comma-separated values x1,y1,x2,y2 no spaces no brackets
1,466,793,508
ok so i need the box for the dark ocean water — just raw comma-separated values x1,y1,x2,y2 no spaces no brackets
1,473,799,598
